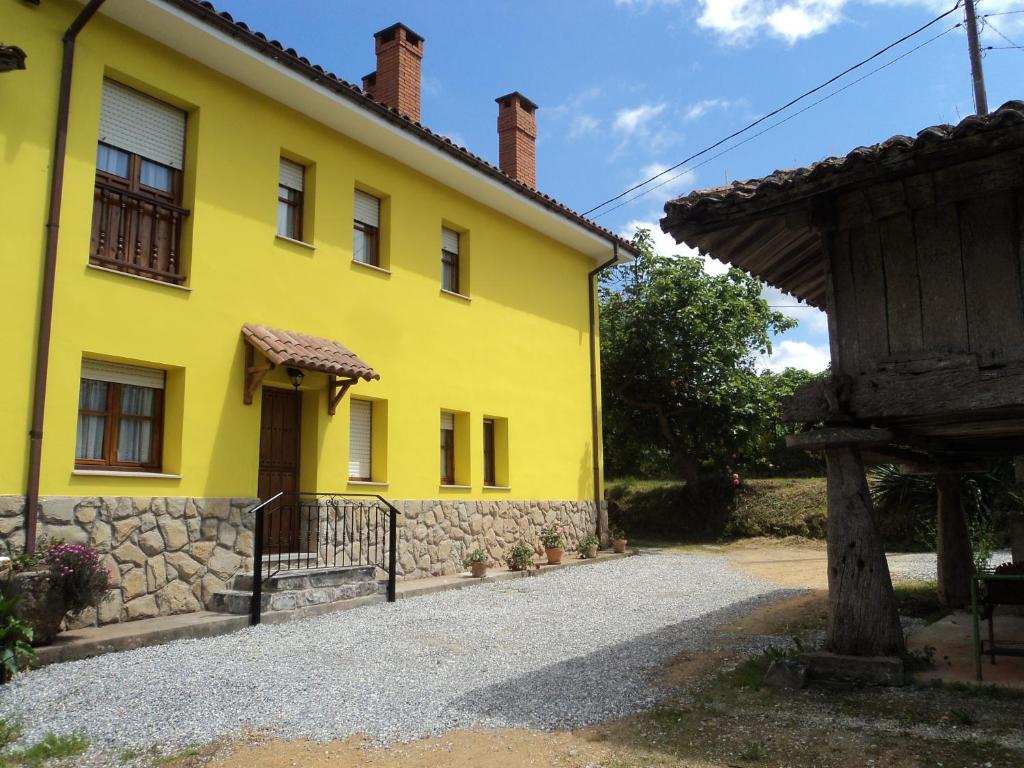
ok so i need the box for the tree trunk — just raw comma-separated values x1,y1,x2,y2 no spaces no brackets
824,446,905,656
675,452,700,489
936,473,974,607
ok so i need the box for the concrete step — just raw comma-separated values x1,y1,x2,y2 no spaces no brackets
209,580,383,615
231,564,378,592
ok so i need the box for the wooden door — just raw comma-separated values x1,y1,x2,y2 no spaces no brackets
258,387,302,550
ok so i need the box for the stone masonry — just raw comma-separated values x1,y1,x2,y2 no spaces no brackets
0,495,598,627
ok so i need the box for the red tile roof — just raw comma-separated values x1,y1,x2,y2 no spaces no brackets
242,323,379,382
158,0,637,257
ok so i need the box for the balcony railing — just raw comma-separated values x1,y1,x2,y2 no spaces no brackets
90,180,189,284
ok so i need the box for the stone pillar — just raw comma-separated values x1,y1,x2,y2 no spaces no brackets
824,446,905,657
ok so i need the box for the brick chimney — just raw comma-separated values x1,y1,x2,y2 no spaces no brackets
362,23,424,121
496,92,538,188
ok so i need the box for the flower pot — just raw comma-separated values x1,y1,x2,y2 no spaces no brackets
545,546,564,565
584,544,598,559
2,571,66,646
470,561,488,579
612,539,628,554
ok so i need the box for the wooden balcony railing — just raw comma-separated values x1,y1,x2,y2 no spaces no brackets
90,180,190,284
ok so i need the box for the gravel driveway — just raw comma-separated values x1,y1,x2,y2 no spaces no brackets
0,552,793,756
888,549,1013,582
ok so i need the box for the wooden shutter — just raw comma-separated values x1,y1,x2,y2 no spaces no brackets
81,359,165,390
442,227,459,254
349,400,372,479
99,79,186,169
279,158,305,191
354,190,380,227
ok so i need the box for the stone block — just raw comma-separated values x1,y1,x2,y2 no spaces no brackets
102,554,121,586
763,659,808,690
200,573,227,606
203,499,231,521
165,498,187,518
47,524,88,545
133,497,153,514
113,542,146,567
124,595,158,620
158,517,189,551
800,652,905,687
122,568,147,600
97,592,123,625
217,521,237,549
235,530,254,557
200,519,219,540
107,497,136,520
206,547,242,580
156,581,201,615
138,531,165,557
112,517,141,545
186,518,200,541
74,503,98,525
191,541,216,563
40,497,77,524
0,516,23,537
146,556,167,591
0,497,24,516
138,513,157,533
165,551,203,582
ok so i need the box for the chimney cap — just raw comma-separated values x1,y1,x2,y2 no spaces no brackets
495,91,538,114
373,22,425,47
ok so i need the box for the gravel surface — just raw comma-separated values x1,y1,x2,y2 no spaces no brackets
887,549,1012,582
0,552,795,756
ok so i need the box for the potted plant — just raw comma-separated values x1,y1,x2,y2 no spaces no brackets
505,542,534,572
576,533,599,559
1,539,110,646
463,547,489,578
539,523,566,565
611,526,629,554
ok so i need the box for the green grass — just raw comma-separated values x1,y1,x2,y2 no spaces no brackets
0,721,22,751
0,732,89,768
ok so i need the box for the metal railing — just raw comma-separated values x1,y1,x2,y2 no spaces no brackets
248,491,399,624
90,180,189,284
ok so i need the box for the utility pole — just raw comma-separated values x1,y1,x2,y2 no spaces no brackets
964,0,989,116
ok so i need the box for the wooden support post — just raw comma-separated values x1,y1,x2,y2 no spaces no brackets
824,445,905,657
243,343,274,405
327,375,356,416
936,473,974,608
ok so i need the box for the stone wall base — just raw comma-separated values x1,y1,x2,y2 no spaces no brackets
0,495,599,627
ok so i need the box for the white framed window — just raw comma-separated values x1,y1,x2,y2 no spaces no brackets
441,227,460,293
353,190,381,266
278,158,305,240
349,399,373,481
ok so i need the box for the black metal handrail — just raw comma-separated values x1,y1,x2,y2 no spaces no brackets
248,491,399,625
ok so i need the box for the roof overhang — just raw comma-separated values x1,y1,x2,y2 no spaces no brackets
0,44,27,73
90,0,631,263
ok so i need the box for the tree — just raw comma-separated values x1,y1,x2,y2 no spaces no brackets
600,229,795,485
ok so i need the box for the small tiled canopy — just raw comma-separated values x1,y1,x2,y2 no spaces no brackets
241,323,379,414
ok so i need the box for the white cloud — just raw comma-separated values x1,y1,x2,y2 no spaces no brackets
696,0,1024,45
613,103,667,134
760,285,828,334
761,340,831,372
619,219,732,275
632,163,698,199
684,98,742,121
569,114,601,138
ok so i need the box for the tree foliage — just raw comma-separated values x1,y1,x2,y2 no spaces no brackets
600,229,819,482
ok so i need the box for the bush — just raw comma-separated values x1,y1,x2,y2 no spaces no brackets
0,595,35,684
505,542,534,571
42,543,110,617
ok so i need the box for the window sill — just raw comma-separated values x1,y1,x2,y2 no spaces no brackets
483,485,512,491
87,264,192,292
275,234,315,250
72,469,182,480
439,484,472,490
347,480,389,487
440,288,471,302
352,260,391,275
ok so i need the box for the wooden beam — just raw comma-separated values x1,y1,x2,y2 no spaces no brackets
327,375,358,416
787,427,894,450
243,343,274,405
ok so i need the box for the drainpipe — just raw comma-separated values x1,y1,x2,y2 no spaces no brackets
24,0,107,554
589,242,619,548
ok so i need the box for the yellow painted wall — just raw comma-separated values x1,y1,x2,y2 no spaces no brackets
1,0,602,502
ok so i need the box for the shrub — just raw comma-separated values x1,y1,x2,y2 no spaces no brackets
576,533,599,557
0,595,35,684
505,542,534,571
538,524,565,549
462,547,488,568
43,543,110,617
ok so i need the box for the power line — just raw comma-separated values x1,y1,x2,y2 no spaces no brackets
581,2,965,217
984,19,1024,51
981,9,1024,17
591,21,962,220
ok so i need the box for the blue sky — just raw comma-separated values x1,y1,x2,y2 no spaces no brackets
214,0,1022,372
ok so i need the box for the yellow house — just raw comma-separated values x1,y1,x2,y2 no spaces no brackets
0,0,634,625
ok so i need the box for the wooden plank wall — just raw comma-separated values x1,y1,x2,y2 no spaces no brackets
829,182,1024,376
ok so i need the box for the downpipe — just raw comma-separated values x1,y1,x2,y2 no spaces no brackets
589,242,619,547
24,0,107,553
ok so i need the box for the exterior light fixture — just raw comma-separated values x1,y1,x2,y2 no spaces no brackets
286,367,304,389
